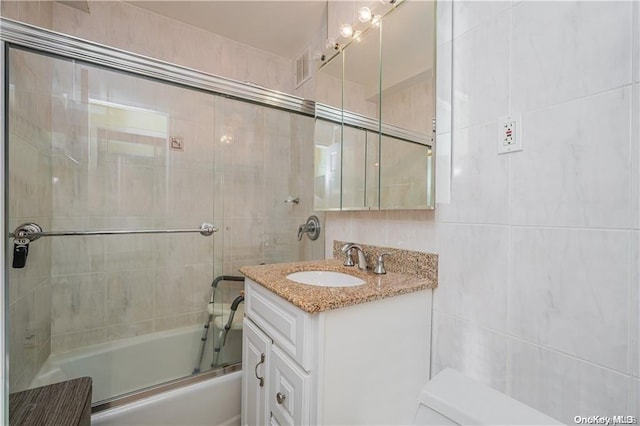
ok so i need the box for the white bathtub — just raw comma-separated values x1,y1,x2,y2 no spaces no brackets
30,324,242,411
92,371,242,426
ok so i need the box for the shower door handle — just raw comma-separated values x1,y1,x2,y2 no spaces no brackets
254,353,265,387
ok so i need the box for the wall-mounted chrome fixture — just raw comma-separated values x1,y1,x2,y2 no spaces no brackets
9,222,217,269
297,215,321,241
284,196,300,205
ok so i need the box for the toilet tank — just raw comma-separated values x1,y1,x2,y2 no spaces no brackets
414,369,564,425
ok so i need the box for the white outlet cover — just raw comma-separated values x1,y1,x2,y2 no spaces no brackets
497,113,523,154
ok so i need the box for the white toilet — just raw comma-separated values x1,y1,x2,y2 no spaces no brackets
414,369,564,425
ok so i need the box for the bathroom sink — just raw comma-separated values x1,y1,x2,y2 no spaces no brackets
286,271,365,287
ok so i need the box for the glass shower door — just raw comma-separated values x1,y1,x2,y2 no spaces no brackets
6,46,228,403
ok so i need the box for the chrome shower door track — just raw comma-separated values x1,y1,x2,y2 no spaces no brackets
91,363,242,414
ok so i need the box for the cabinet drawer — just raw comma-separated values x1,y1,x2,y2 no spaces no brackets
269,346,310,426
245,279,315,370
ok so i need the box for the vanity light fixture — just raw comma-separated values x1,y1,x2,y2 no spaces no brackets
339,23,354,38
325,37,337,49
358,6,372,23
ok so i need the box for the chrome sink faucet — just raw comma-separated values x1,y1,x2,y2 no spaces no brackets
341,243,367,271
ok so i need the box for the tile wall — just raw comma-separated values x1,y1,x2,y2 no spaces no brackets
325,1,640,422
6,49,54,392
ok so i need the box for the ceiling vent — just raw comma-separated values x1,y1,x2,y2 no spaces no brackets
295,50,311,88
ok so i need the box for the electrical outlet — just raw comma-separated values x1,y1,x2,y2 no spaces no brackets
498,114,523,154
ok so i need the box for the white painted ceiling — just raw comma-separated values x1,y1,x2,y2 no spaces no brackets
126,1,327,59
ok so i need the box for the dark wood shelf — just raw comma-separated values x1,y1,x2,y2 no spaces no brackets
9,377,92,426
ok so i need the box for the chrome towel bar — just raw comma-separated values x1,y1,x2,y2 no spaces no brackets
9,222,217,269
10,222,218,241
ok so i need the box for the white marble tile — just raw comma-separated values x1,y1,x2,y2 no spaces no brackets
431,312,508,393
153,264,209,318
452,1,511,39
508,339,629,425
633,231,639,377
51,217,105,276
107,1,159,60
350,210,389,248
323,212,353,258
511,1,633,113
436,41,452,136
34,282,52,343
437,122,509,224
51,273,106,335
452,9,509,130
52,1,111,45
102,217,154,273
634,0,640,83
1,1,22,21
152,313,194,333
633,84,640,230
509,227,630,372
436,0,452,45
433,223,509,332
51,328,108,354
107,321,154,342
105,163,156,217
106,269,155,325
386,210,437,253
434,132,451,205
631,378,639,417
225,217,265,263
511,87,633,229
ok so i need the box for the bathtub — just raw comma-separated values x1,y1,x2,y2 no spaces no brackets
92,370,242,426
29,324,242,424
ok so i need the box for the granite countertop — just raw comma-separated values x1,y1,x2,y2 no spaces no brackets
240,258,437,314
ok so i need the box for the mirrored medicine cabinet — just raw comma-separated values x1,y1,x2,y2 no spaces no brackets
313,0,435,211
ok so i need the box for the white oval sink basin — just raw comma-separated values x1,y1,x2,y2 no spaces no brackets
286,271,365,287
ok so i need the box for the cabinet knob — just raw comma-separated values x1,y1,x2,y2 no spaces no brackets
276,392,286,405
254,353,265,387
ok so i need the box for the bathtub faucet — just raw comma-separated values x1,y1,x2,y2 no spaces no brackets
341,243,367,271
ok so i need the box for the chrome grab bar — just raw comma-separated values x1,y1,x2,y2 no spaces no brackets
10,222,217,241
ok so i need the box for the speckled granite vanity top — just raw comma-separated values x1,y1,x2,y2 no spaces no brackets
240,246,438,314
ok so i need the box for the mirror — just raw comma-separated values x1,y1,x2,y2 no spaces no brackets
313,0,435,211
314,118,342,210
343,23,381,119
379,0,434,209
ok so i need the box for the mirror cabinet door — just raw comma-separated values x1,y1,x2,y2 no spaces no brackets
314,119,342,210
342,24,381,119
379,0,435,209
380,136,431,209
315,47,343,111
380,1,435,135
365,130,380,209
341,125,367,210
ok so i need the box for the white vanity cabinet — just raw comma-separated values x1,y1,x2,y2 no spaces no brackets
241,277,432,426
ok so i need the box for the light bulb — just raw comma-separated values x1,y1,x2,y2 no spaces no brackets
358,6,372,23
325,37,336,49
339,23,353,38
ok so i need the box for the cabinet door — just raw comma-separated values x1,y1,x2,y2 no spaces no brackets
269,346,311,426
242,318,271,426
